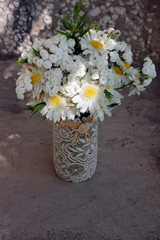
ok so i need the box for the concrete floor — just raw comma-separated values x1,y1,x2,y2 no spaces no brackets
0,60,160,240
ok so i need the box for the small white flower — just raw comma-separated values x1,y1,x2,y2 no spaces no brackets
110,51,119,62
27,52,34,64
142,57,156,78
104,39,116,51
91,69,99,80
116,42,127,52
67,38,75,49
143,78,152,86
36,58,44,68
44,68,63,96
43,60,52,69
123,47,133,64
21,51,28,59
59,42,68,51
49,54,58,64
49,45,58,54
40,49,49,60
52,35,60,45
59,35,67,43
44,39,53,49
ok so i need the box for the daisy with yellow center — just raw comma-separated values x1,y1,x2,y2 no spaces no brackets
80,29,105,56
28,66,45,100
84,85,98,99
48,95,64,109
72,82,111,121
41,94,66,122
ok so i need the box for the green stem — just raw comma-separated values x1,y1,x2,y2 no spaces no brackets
115,81,133,91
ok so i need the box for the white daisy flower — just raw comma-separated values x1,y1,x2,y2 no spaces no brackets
29,66,45,99
129,84,146,96
80,29,105,56
72,82,111,121
112,65,129,87
41,94,66,122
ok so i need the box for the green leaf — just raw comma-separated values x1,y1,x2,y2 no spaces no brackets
64,16,74,29
24,106,33,111
74,1,83,21
32,47,41,58
16,59,28,67
79,24,97,37
104,89,113,101
108,103,119,108
61,19,71,31
61,17,74,31
96,23,100,31
33,103,46,113
76,11,88,28
35,116,46,125
25,102,46,117
56,30,71,38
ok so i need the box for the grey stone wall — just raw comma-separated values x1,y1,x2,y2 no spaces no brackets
0,0,159,63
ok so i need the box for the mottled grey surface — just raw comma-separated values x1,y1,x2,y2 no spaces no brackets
0,60,160,240
0,0,160,63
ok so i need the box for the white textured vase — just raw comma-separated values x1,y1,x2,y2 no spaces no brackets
53,119,98,183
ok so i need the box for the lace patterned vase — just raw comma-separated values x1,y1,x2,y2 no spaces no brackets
53,119,98,183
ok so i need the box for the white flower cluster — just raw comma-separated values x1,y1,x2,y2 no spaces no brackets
16,29,156,123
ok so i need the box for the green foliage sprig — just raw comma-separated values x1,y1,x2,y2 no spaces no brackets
57,1,99,53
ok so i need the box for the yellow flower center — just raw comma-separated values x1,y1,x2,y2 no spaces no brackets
113,66,124,76
106,86,112,91
49,95,63,108
100,104,104,110
27,67,32,72
89,40,104,49
31,72,41,84
123,62,131,69
135,75,139,81
84,85,98,99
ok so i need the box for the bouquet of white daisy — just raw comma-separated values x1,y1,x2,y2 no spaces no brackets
16,1,156,124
